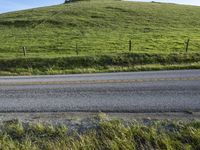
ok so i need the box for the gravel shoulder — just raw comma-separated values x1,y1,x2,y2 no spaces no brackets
0,112,200,125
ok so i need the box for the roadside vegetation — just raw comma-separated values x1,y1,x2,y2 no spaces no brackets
1,53,200,75
0,0,200,75
0,113,200,150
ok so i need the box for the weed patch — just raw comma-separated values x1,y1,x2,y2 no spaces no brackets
0,115,200,150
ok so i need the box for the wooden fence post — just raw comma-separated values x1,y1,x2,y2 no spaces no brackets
23,47,26,56
76,43,79,55
129,40,132,52
185,38,190,53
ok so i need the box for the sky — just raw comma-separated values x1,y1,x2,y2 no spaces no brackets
0,0,200,14
0,0,63,13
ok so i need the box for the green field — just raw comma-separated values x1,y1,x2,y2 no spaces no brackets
0,0,200,75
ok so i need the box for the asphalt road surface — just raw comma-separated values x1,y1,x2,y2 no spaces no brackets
0,70,200,113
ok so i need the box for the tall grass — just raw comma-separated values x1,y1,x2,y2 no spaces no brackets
0,53,200,75
0,115,200,150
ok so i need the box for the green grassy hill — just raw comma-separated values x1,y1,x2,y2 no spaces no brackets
0,0,200,75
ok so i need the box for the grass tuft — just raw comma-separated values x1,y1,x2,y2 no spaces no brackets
0,115,200,149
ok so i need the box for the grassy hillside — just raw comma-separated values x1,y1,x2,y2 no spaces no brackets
0,0,200,75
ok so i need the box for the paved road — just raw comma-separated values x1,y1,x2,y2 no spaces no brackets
0,70,200,113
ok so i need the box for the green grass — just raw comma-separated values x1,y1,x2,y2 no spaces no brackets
1,114,200,150
0,0,200,74
1,53,200,76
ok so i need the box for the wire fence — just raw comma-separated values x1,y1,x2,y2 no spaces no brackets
1,36,200,58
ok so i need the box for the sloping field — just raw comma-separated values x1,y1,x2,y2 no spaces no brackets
0,0,200,75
